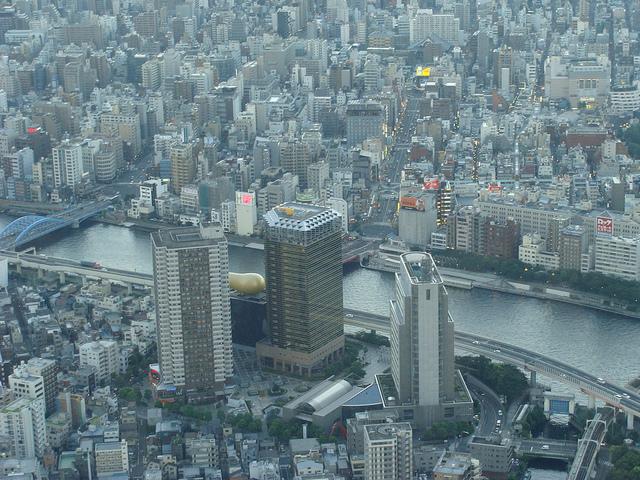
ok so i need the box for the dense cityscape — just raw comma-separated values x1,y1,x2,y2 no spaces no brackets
0,0,638,478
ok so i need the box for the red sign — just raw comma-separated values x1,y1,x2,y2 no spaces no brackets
27,127,39,134
242,193,253,205
423,178,440,190
488,183,503,192
596,216,613,234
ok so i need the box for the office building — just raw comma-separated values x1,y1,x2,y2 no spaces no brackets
152,224,233,399
235,191,257,236
559,225,588,271
0,397,47,459
257,203,344,376
387,253,472,428
594,234,640,281
363,423,413,480
469,437,513,479
100,113,142,155
410,9,460,44
346,101,384,147
398,194,438,248
484,219,520,259
79,340,119,384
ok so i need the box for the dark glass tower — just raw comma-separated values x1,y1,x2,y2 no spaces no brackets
257,203,344,376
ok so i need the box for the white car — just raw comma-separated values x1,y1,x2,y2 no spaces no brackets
345,313,354,318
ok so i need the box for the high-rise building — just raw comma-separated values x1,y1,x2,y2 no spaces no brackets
387,253,472,428
0,396,47,459
363,423,413,480
346,101,384,147
22,358,58,417
152,224,233,399
559,225,588,271
257,203,344,376
52,140,83,188
235,191,257,236
170,142,195,194
278,139,312,189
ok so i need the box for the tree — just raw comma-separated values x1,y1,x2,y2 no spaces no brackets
609,446,640,480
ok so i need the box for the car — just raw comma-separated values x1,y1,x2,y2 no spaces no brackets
498,410,503,416
541,445,550,450
622,393,631,399
494,349,501,353
346,313,354,318
615,394,623,399
597,377,606,384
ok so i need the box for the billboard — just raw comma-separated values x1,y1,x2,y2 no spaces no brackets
488,183,503,193
400,196,425,211
415,66,431,77
423,178,440,190
596,216,613,235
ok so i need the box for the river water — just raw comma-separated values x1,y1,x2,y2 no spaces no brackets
5,217,639,389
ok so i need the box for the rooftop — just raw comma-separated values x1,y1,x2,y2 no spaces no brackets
152,224,225,249
264,202,341,232
401,253,442,284
364,422,412,441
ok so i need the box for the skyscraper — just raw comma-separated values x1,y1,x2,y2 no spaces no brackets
152,224,233,400
388,253,472,428
257,203,344,376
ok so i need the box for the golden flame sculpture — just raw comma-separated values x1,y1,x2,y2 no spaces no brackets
229,272,266,295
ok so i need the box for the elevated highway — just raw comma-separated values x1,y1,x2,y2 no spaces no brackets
3,253,639,429
342,309,640,428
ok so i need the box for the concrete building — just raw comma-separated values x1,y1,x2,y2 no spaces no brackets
388,253,472,428
346,101,384,147
95,440,129,475
52,140,83,188
235,191,257,236
410,9,460,45
7,359,60,418
79,340,119,384
170,142,195,194
186,435,219,468
257,203,344,376
559,225,589,271
152,224,232,399
594,234,640,281
363,423,413,480
469,437,513,479
100,113,142,155
544,56,610,108
518,234,560,270
0,397,47,459
433,452,481,480
484,219,520,259
398,193,438,248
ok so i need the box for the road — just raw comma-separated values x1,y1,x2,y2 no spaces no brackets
361,88,421,238
341,308,640,421
464,375,502,437
518,439,578,459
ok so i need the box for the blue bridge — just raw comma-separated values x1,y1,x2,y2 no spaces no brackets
0,200,113,250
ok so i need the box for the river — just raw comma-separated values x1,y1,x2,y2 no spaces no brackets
4,217,640,389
